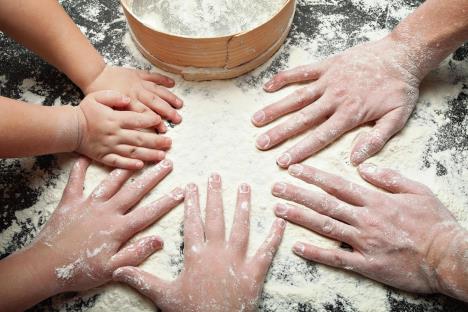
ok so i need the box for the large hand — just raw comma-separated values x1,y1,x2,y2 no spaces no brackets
76,90,172,169
83,65,183,132
272,163,467,296
252,36,422,168
33,158,183,293
113,174,286,312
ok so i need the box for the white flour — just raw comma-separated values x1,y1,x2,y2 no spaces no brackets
132,0,286,37
0,0,467,311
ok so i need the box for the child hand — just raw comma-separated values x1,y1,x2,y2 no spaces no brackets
113,174,286,312
35,158,183,293
83,65,183,131
76,90,172,169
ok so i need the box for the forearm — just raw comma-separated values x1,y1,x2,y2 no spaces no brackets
0,245,61,311
0,97,80,157
0,0,105,91
389,0,468,79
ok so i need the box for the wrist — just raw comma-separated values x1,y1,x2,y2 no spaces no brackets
79,62,107,95
425,223,468,299
56,105,84,153
0,244,63,310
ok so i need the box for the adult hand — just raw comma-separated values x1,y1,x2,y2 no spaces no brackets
0,158,184,311
76,90,172,169
252,36,422,168
114,174,286,311
271,163,468,300
83,65,183,133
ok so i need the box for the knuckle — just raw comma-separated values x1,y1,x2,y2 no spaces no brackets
322,219,335,234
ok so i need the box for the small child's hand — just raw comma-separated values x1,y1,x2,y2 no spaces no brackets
34,158,183,293
83,65,183,132
76,90,172,169
113,174,286,312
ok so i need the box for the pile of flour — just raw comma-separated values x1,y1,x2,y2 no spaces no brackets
132,0,286,37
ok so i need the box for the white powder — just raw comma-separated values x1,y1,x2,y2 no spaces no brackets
132,0,286,37
1,0,467,311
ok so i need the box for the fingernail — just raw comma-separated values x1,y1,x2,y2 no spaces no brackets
293,243,305,255
113,268,125,279
272,182,287,195
170,187,185,200
264,80,275,91
160,159,172,168
252,111,266,124
239,183,250,193
176,98,183,106
359,163,378,174
150,237,164,249
288,164,303,177
210,173,221,183
122,96,131,103
186,183,198,192
276,218,287,229
277,153,291,167
256,134,271,149
351,145,370,165
275,203,288,216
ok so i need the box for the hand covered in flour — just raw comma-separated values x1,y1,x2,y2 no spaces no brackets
76,90,172,169
252,36,422,167
0,158,184,311
83,65,183,133
272,163,468,301
113,174,286,311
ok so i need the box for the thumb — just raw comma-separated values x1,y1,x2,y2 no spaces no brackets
91,90,131,109
113,266,170,304
350,109,408,166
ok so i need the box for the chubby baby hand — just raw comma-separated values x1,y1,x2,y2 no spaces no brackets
75,90,172,169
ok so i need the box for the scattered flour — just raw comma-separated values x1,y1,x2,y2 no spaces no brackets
1,0,467,311
132,0,286,37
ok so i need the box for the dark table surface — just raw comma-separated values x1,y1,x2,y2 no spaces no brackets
1,0,467,311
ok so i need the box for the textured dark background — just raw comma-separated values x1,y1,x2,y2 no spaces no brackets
0,0,467,311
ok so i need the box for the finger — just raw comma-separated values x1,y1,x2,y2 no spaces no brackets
117,111,161,129
350,109,408,166
139,70,175,88
205,173,225,243
111,159,173,212
101,153,144,170
128,99,151,113
113,266,170,303
143,81,183,108
252,83,324,127
138,89,182,124
358,163,433,195
184,183,205,255
271,181,359,225
90,168,134,202
114,145,167,163
118,130,172,150
255,99,332,150
92,90,131,108
264,63,326,92
228,183,251,255
293,242,364,271
275,202,359,246
275,110,355,168
124,187,184,233
63,157,91,199
156,122,167,134
285,164,373,206
251,218,286,282
109,236,163,270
